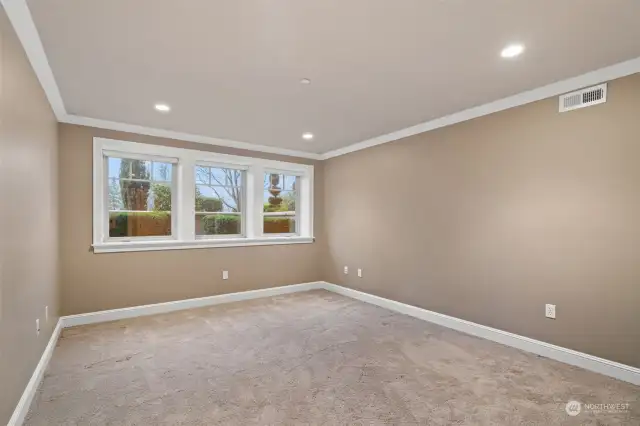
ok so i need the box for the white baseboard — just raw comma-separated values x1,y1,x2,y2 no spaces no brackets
61,281,325,328
10,280,638,426
322,282,640,386
10,281,325,425
8,319,63,426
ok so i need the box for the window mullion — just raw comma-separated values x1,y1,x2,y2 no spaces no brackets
299,173,312,237
246,165,264,239
177,156,196,241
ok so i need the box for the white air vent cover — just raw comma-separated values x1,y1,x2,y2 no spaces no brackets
559,83,607,112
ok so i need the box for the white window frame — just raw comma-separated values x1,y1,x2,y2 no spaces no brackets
103,153,178,243
262,170,301,238
194,162,247,239
93,138,314,253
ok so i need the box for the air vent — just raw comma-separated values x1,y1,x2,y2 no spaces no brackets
559,83,607,112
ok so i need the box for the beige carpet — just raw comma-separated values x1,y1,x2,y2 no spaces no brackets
25,290,638,425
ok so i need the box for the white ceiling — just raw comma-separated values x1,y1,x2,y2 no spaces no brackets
22,0,640,155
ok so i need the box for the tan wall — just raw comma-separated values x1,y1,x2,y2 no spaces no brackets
0,7,60,424
58,124,324,315
323,73,640,368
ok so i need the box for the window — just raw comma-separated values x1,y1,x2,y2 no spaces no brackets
107,157,174,239
195,165,244,237
93,138,313,253
263,172,298,235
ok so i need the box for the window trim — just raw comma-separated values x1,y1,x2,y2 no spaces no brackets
262,171,300,238
104,154,178,243
93,138,314,253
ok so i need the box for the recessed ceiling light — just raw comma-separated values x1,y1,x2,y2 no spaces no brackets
154,103,171,112
302,132,314,140
300,78,311,85
501,44,525,58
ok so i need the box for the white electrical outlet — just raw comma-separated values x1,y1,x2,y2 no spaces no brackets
36,318,40,335
222,270,229,280
45,306,49,322
357,268,362,278
344,266,348,274
545,304,556,319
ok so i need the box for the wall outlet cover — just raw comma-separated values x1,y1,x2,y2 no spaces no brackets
222,270,229,280
357,269,362,278
344,266,348,274
545,304,556,319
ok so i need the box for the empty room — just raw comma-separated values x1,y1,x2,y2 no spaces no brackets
2,1,639,425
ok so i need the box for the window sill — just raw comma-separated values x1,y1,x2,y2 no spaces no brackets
92,236,314,254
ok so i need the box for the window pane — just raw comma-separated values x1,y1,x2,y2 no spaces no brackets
195,166,243,236
264,173,298,234
107,157,173,238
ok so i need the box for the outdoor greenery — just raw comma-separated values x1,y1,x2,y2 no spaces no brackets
202,214,240,235
119,159,151,210
109,211,170,237
263,192,296,212
200,214,293,235
109,164,296,236
199,195,223,212
149,184,223,213
151,183,172,211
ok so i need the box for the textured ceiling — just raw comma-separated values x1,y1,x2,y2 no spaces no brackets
27,0,640,154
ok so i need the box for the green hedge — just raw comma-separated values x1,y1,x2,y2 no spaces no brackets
264,217,291,224
200,197,223,212
200,215,292,235
109,211,170,237
202,214,241,235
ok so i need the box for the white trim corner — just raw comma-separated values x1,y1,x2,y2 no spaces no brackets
9,282,325,425
1,0,66,120
8,281,639,426
320,57,640,159
7,320,63,426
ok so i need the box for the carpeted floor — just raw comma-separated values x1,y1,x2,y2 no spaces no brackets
25,290,638,425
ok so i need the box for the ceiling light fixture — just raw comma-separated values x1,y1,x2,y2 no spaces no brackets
300,78,311,85
302,132,314,140
154,103,171,112
501,44,525,58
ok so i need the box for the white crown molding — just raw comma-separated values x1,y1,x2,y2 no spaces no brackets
2,0,321,160
321,57,640,160
2,0,66,120
62,115,323,160
6,0,640,162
